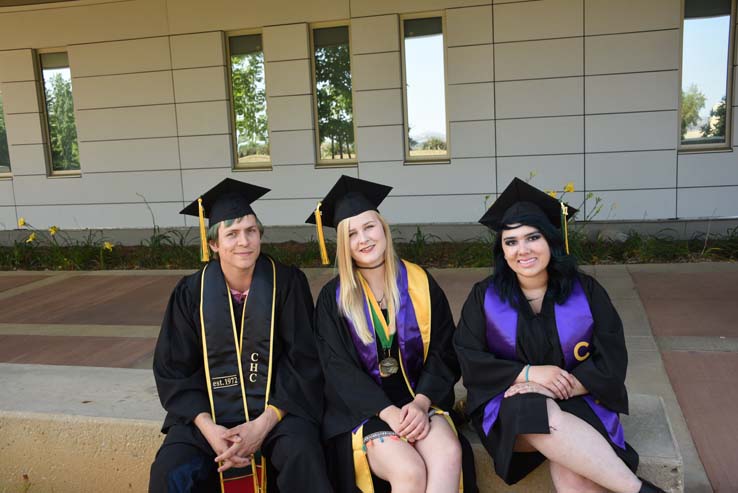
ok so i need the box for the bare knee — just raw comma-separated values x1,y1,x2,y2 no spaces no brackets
430,434,462,475
389,458,426,493
545,398,565,432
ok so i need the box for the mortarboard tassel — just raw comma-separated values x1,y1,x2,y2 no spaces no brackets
198,198,210,263
560,202,570,255
315,202,330,266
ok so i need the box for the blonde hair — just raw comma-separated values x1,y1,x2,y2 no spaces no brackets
336,212,400,345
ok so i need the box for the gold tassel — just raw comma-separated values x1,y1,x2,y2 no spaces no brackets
198,198,210,263
561,202,570,255
315,202,330,266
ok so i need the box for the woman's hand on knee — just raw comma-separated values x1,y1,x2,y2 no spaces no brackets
528,365,576,399
379,405,404,434
398,401,430,442
505,381,556,399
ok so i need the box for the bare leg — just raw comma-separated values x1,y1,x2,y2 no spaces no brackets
550,461,607,493
516,399,641,493
413,415,462,493
366,437,426,493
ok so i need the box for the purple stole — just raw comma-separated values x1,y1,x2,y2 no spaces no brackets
336,260,426,390
481,280,625,450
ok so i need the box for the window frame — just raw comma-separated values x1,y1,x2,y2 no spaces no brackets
36,47,81,177
400,11,451,165
0,83,11,178
226,29,272,171
310,20,359,168
677,0,736,152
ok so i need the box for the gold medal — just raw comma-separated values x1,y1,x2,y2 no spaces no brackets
379,356,399,377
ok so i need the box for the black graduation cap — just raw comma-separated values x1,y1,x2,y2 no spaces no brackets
480,177,578,251
306,175,393,265
180,178,270,262
306,175,392,228
180,178,270,225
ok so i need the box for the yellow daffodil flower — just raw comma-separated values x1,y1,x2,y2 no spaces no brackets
547,190,558,198
25,232,36,243
17,217,26,227
564,182,575,193
103,241,114,252
49,225,59,236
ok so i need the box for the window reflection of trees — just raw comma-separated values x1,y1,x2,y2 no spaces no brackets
314,27,355,161
0,91,10,173
680,2,732,146
43,70,80,170
231,49,269,163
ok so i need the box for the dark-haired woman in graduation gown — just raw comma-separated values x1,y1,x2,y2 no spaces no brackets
307,175,477,493
453,178,666,493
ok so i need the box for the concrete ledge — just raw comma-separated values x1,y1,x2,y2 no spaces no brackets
465,393,683,493
0,411,161,493
0,365,682,492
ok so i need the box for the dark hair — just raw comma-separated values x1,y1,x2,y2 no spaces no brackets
492,214,578,308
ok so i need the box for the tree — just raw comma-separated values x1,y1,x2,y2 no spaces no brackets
680,84,706,139
231,52,269,157
0,96,10,169
701,96,726,140
314,42,354,159
45,73,80,170
421,136,447,150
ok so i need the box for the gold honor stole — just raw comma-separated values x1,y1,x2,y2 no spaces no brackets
350,260,464,492
199,256,277,493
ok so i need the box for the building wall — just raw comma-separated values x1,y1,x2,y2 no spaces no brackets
0,0,735,230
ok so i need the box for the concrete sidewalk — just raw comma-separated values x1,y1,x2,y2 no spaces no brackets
1,263,734,491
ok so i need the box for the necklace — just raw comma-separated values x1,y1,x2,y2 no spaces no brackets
376,292,385,305
358,259,385,270
526,295,543,302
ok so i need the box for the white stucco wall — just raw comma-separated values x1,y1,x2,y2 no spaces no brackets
0,0,735,229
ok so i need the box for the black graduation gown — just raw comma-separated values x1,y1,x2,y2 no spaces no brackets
152,255,324,453
315,267,477,492
453,272,638,485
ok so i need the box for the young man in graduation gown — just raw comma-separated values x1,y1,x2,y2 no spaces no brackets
149,178,333,493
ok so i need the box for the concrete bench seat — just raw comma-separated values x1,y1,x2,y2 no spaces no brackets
0,364,682,492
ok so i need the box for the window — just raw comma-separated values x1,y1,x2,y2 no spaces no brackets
312,25,356,165
402,16,449,162
680,0,735,147
0,86,10,174
39,51,80,173
228,33,270,168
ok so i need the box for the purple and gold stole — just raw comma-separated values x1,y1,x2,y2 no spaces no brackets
336,259,430,390
200,256,277,493
338,260,465,492
481,279,625,450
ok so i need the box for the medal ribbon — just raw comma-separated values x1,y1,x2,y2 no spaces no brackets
358,275,394,351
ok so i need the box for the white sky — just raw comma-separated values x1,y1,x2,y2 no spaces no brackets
405,34,447,141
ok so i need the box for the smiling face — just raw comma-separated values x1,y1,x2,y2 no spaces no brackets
209,214,262,273
500,224,551,282
346,210,387,268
